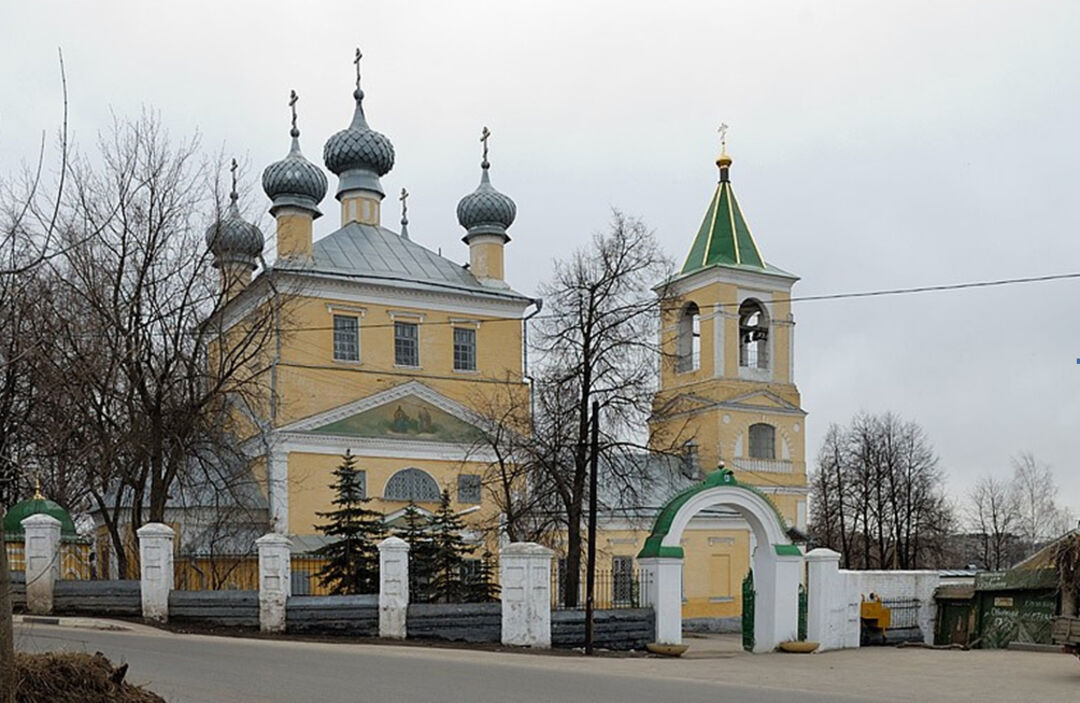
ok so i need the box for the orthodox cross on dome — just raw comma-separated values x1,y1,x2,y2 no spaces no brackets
289,90,299,133
717,123,729,154
480,126,491,168
399,186,410,239
354,47,363,88
229,158,239,198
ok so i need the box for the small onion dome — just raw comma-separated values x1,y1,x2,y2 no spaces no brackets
262,128,327,217
716,151,733,169
456,162,516,242
2,493,77,536
323,86,395,198
204,191,265,270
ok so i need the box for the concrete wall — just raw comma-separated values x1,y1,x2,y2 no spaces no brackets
286,595,378,635
844,570,939,645
551,609,655,651
54,580,141,617
168,590,259,628
407,603,501,643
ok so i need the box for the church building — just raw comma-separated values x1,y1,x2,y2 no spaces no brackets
206,53,807,622
206,54,536,559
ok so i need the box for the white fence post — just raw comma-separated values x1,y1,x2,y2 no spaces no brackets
806,547,847,651
256,533,292,633
638,556,683,645
137,523,175,623
378,536,410,639
21,514,61,615
499,542,553,648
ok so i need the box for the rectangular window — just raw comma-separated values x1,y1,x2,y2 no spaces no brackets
394,321,419,366
453,327,476,371
333,315,360,362
356,470,367,499
458,473,482,504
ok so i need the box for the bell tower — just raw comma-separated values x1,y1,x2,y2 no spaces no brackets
651,136,808,532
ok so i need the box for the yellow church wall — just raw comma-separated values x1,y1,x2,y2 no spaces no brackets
273,294,526,427
286,451,498,537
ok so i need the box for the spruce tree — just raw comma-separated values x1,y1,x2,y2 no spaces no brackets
313,451,386,594
428,489,470,603
395,501,437,603
465,550,500,603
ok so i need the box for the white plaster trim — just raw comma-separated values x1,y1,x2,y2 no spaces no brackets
275,433,500,463
665,265,797,299
327,303,367,316
387,309,425,322
660,487,788,551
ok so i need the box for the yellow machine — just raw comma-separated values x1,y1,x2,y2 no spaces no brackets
860,593,892,645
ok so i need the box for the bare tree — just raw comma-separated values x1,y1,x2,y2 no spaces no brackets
809,412,953,569
1012,452,1071,549
966,476,1021,570
24,113,283,576
529,210,679,605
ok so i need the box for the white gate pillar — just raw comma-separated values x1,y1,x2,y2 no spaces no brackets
137,523,175,622
499,542,553,648
21,514,61,615
256,533,292,633
753,546,803,652
805,547,846,651
378,536,410,639
639,556,683,645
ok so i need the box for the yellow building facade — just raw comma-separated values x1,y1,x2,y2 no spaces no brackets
208,59,805,621
206,63,535,559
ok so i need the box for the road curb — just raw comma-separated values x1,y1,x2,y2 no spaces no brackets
14,615,134,632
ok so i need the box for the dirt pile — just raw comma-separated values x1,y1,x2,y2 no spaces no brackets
14,651,165,703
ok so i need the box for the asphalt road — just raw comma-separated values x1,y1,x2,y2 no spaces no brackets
14,623,879,703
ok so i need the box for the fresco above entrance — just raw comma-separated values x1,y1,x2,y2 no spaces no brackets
309,395,481,443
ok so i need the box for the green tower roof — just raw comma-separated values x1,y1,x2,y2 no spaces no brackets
3,493,77,536
680,154,769,275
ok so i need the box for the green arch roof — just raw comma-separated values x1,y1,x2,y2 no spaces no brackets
637,467,789,559
2,496,77,536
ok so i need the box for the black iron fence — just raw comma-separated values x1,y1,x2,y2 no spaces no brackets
551,567,651,610
882,597,920,630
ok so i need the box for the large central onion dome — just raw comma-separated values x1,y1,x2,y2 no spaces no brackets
205,170,264,270
323,84,395,198
456,135,516,241
263,91,327,217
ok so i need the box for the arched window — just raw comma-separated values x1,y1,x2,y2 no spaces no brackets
676,302,701,373
748,423,776,460
738,299,769,369
384,468,441,502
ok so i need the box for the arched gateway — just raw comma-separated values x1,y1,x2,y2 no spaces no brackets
638,468,804,652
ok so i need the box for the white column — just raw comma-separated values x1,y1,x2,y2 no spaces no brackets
499,542,553,648
137,523,175,623
753,547,803,652
256,533,292,633
805,547,847,651
378,536,410,639
21,514,61,615
639,556,683,645
268,451,289,534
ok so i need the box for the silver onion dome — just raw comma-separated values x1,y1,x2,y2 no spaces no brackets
323,85,395,198
205,188,265,270
263,92,327,217
457,129,515,240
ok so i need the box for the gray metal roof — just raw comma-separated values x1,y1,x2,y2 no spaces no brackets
280,222,530,301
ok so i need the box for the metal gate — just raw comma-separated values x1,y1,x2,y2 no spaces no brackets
741,571,755,651
798,584,808,641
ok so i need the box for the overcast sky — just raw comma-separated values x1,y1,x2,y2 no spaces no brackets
3,1,1078,517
